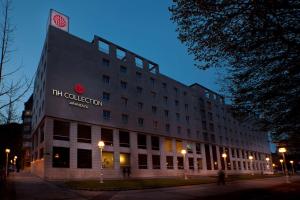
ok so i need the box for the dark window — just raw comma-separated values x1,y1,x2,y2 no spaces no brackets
151,136,160,150
77,149,92,168
164,96,168,104
205,144,212,170
186,116,190,123
231,148,235,157
136,71,142,80
175,100,179,106
152,155,160,169
151,91,156,99
136,86,143,94
102,92,110,101
102,75,110,84
185,104,188,111
203,132,209,142
120,65,127,74
212,145,218,170
121,97,128,106
52,147,69,168
202,121,207,130
39,148,44,159
208,112,213,120
197,158,203,170
209,123,214,132
138,154,147,169
177,157,184,169
165,124,170,132
187,129,191,138
164,110,169,118
77,124,91,143
211,134,216,143
176,113,180,121
102,58,110,67
121,81,127,89
138,118,144,127
189,157,194,169
119,131,130,147
153,120,158,128
138,102,143,110
121,114,128,124
137,134,147,149
162,82,167,89
152,106,157,114
101,128,113,146
174,87,178,95
166,156,174,169
150,77,155,87
103,110,111,120
177,126,181,134
196,143,201,154
53,120,70,141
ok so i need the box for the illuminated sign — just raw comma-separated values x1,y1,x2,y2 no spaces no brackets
52,84,102,109
49,9,69,32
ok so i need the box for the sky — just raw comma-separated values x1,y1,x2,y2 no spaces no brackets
4,0,222,119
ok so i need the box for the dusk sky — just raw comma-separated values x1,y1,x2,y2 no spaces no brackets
8,0,222,117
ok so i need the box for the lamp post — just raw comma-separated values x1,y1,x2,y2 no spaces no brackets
181,149,187,180
278,148,288,177
249,155,254,175
98,140,105,183
290,160,294,175
5,148,10,177
279,159,284,174
13,156,17,172
222,153,228,178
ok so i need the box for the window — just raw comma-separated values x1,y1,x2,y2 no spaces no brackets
187,143,193,153
162,82,167,89
99,41,109,53
52,147,69,168
177,126,181,134
165,124,170,132
210,134,216,143
197,158,203,170
151,91,156,99
40,124,44,143
196,143,201,154
136,71,142,80
102,75,110,84
208,112,213,120
163,96,168,104
121,81,127,89
103,152,114,169
209,123,215,131
151,136,160,150
187,129,191,138
176,140,183,153
120,65,127,74
120,153,130,167
177,157,184,169
174,87,178,95
189,158,194,169
77,149,92,168
137,134,147,149
138,154,148,169
102,92,110,101
101,128,113,146
53,120,69,141
77,124,91,143
152,155,160,169
203,132,209,142
166,156,174,169
136,87,143,94
103,110,111,120
138,118,144,127
175,100,179,106
231,148,235,158
102,58,110,67
152,106,157,114
185,104,188,111
121,97,128,106
116,48,126,60
121,114,128,124
150,77,155,87
186,116,190,124
164,110,169,118
137,102,143,111
39,148,44,159
164,138,172,152
202,121,207,130
119,131,130,147
153,120,158,129
176,113,180,121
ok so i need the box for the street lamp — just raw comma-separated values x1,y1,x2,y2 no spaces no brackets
249,155,254,175
266,157,270,171
290,160,294,175
181,149,187,180
279,159,284,174
98,140,105,183
5,148,10,177
278,148,288,177
222,153,228,178
14,156,18,172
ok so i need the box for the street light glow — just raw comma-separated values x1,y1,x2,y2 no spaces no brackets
278,147,287,153
181,149,187,155
279,159,283,163
5,148,10,153
249,155,253,160
290,160,294,164
222,153,227,158
265,157,270,161
98,141,105,149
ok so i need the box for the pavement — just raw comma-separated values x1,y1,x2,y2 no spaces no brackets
2,172,300,200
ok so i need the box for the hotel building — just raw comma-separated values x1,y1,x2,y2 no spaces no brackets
30,11,271,179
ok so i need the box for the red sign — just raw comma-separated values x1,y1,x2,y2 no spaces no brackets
53,14,66,28
74,84,85,95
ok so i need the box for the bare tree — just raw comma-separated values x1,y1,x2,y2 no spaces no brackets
0,0,33,124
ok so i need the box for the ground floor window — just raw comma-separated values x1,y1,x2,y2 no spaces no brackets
138,154,147,169
120,153,130,167
77,149,92,168
197,158,203,170
166,156,174,169
152,155,160,169
177,157,184,169
52,147,69,168
102,151,114,169
188,157,194,170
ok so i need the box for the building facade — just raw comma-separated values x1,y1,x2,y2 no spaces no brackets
30,13,271,180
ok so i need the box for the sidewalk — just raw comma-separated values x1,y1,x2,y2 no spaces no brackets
7,172,300,200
